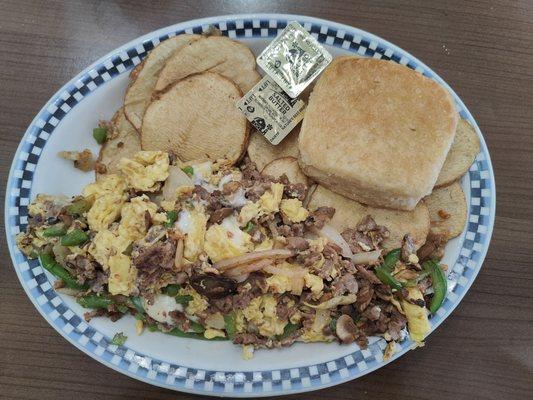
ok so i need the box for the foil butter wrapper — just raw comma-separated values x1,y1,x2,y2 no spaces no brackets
236,75,305,145
257,21,333,98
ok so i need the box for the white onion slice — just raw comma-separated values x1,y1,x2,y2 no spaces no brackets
304,293,358,309
213,249,294,271
317,224,354,258
350,249,382,265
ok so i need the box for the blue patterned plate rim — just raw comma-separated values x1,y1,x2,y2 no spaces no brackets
4,13,496,397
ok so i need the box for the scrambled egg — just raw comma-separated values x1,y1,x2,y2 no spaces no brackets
280,199,309,223
235,311,245,333
243,295,287,337
179,286,208,316
108,253,137,296
204,216,253,263
304,273,324,295
118,195,159,242
266,275,293,294
204,329,226,339
176,208,208,262
83,174,128,231
254,236,273,251
83,174,126,198
88,230,130,269
259,183,284,213
119,151,169,192
28,194,69,217
190,161,213,184
87,192,125,231
401,287,430,345
242,345,254,360
238,202,261,226
308,237,329,253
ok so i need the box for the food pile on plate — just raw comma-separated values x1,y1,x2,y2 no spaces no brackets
16,28,480,359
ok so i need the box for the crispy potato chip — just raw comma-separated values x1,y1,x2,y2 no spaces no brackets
426,182,467,240
154,36,260,94
123,34,201,131
436,118,480,188
142,72,249,165
247,126,300,171
96,108,141,180
262,156,309,186
308,185,430,251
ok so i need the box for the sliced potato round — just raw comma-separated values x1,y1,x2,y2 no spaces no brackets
142,72,249,165
154,36,260,94
308,185,430,251
123,34,201,130
426,182,467,240
96,108,141,180
435,118,480,188
262,156,309,186
248,126,300,171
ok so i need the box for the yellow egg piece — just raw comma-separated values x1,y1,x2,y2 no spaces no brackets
280,198,309,223
108,253,137,296
259,183,284,213
86,192,124,231
401,287,430,344
119,151,169,192
118,195,159,242
204,217,253,263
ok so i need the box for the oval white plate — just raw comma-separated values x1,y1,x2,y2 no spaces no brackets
4,14,495,397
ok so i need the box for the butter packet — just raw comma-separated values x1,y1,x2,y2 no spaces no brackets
236,75,305,145
257,21,332,98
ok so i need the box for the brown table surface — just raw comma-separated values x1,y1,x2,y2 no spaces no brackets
1,1,532,399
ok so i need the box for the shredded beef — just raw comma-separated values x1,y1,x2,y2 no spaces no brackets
305,207,335,229
355,265,382,285
284,182,307,201
357,215,378,232
417,232,446,261
133,239,176,271
286,236,309,251
233,333,268,346
341,228,374,253
355,281,374,312
401,234,416,261
209,207,233,224
332,273,359,296
222,181,241,195
296,251,322,268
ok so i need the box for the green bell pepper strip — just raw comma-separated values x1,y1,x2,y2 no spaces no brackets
224,313,237,339
190,321,205,334
60,229,89,246
374,248,403,291
111,332,127,346
42,224,67,237
275,323,299,340
92,127,107,144
38,253,88,290
422,260,447,313
175,294,193,306
162,284,180,297
130,297,145,314
77,294,113,309
65,198,91,216
164,210,178,228
181,166,194,176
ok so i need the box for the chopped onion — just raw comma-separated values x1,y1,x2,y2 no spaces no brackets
213,249,294,271
350,249,381,265
162,165,193,201
223,259,274,278
174,239,184,271
263,264,307,278
317,224,354,258
304,294,358,309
